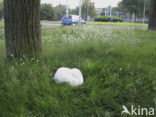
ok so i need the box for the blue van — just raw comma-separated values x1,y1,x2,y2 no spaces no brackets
61,16,73,25
61,15,86,25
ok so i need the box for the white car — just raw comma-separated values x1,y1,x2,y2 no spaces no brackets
71,15,86,24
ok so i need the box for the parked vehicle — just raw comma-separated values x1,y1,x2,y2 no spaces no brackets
61,15,86,25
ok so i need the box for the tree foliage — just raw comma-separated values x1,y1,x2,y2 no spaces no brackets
82,0,96,19
118,0,149,17
69,0,96,20
55,4,66,20
0,2,3,19
40,3,56,20
40,4,66,21
69,7,79,16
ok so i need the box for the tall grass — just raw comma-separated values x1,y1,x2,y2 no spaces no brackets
0,25,156,117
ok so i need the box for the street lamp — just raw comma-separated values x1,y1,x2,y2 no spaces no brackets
66,0,69,17
86,1,89,21
79,0,82,23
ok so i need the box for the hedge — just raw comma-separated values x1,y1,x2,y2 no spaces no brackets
94,16,123,22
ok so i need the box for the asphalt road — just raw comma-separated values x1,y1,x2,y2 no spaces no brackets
41,23,61,28
41,22,147,30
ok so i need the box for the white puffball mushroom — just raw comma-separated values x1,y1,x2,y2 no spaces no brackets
54,67,84,86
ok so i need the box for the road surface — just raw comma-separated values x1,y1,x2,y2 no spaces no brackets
41,23,61,28
41,22,147,29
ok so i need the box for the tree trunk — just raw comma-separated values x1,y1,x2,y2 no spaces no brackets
4,0,42,60
133,12,137,23
148,0,156,30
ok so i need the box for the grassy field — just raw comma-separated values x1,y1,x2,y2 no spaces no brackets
0,25,156,117
86,21,148,27
41,20,61,24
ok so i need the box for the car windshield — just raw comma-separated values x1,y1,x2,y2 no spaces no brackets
63,16,71,19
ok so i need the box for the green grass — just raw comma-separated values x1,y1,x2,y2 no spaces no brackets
86,21,148,27
0,25,156,117
0,21,4,29
41,20,61,24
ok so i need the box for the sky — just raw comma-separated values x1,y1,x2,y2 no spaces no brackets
41,0,122,8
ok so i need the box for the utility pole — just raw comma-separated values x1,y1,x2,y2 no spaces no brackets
110,7,112,16
143,0,146,24
90,1,95,21
86,1,88,21
132,12,135,22
79,0,82,22
66,0,69,17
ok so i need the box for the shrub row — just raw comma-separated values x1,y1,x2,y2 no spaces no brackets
94,16,123,22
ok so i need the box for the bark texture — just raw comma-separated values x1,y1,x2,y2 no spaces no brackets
4,0,42,60
148,0,156,30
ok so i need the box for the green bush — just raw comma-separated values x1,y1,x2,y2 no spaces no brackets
94,16,123,22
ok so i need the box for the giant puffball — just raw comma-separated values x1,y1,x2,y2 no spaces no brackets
54,67,84,86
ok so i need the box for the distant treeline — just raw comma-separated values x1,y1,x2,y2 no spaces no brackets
40,2,96,21
0,0,149,22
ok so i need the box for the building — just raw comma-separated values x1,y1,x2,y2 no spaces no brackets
96,8,103,16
